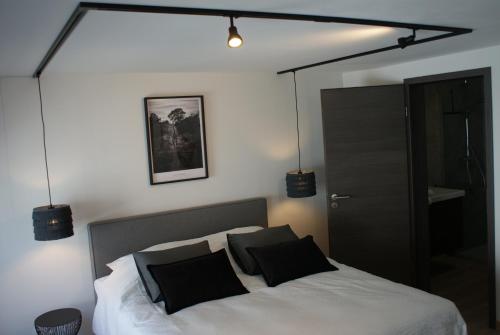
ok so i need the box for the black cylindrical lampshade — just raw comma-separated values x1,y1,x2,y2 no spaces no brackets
32,205,73,241
286,170,316,198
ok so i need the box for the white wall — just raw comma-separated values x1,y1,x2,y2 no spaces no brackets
343,44,500,319
6,43,499,334
0,85,10,217
0,71,342,335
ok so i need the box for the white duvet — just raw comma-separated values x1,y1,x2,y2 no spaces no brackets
93,227,466,335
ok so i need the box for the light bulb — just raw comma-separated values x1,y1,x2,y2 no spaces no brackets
227,18,243,48
228,36,243,48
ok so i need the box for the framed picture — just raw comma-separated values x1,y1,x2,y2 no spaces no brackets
144,95,208,185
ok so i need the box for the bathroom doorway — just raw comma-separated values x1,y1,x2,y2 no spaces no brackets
406,68,495,332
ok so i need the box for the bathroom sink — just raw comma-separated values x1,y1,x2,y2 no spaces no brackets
428,186,465,204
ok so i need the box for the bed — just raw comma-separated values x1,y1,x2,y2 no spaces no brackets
88,198,466,335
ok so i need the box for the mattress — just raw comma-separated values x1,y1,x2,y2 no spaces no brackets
93,259,466,335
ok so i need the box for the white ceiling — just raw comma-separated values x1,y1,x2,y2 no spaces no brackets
1,0,500,76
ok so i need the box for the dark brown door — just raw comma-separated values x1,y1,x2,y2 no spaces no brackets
321,85,413,285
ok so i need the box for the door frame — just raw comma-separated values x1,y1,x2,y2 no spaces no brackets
404,67,495,328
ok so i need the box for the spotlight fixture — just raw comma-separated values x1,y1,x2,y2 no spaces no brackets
227,17,243,48
398,29,416,49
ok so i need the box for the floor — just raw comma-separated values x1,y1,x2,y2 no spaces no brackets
431,247,496,335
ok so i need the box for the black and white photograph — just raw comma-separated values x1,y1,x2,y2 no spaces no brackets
144,95,208,184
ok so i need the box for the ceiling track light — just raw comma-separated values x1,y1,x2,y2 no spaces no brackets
398,29,417,49
227,17,243,48
32,3,473,77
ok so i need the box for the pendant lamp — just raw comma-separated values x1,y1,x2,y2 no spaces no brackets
286,72,316,198
32,77,73,241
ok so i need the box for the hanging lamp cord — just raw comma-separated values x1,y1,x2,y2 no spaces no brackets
293,71,302,173
37,77,53,208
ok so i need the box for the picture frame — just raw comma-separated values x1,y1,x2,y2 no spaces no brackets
144,95,208,185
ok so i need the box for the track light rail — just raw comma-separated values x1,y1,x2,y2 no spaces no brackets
276,31,464,74
33,2,473,77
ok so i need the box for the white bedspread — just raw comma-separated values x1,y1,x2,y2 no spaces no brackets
93,259,466,335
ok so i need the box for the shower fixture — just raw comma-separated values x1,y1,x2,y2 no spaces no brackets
445,83,487,190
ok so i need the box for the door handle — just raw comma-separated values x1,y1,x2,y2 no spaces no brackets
331,194,352,200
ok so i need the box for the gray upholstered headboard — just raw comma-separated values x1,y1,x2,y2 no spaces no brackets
87,198,268,280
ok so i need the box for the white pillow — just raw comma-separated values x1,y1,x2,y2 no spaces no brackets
106,226,264,275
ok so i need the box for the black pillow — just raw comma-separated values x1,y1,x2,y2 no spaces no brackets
148,249,249,314
247,235,338,287
227,225,298,275
133,240,211,303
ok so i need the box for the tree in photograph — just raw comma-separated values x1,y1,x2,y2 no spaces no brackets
168,108,186,124
168,108,186,148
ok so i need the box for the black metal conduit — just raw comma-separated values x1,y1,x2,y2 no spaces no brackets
33,2,473,77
